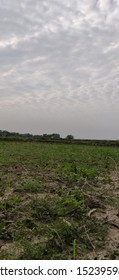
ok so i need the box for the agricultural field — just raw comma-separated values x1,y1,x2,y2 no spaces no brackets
0,141,119,259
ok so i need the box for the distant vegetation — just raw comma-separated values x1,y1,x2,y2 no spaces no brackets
0,129,119,146
0,130,72,141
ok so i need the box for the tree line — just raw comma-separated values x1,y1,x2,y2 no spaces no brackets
0,130,74,141
0,130,119,146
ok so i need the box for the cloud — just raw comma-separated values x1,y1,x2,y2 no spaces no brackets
0,0,119,139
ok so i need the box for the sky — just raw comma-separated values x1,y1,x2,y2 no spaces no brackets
0,0,119,139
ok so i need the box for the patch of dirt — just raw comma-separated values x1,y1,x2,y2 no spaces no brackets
0,242,23,259
7,166,29,176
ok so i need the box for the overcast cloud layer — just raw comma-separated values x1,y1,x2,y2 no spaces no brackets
0,0,119,139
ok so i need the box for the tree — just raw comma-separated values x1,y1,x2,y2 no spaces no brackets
66,135,74,140
50,133,60,140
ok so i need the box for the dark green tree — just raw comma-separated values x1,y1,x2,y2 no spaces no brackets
66,135,74,140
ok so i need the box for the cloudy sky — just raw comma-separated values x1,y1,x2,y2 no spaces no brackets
0,0,119,139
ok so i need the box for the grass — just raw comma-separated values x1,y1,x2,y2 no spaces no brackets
0,141,119,259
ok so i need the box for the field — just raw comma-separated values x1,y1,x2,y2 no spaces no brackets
0,141,119,259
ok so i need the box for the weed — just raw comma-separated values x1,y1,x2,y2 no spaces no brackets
31,197,56,221
73,239,77,259
21,179,44,193
20,240,49,260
